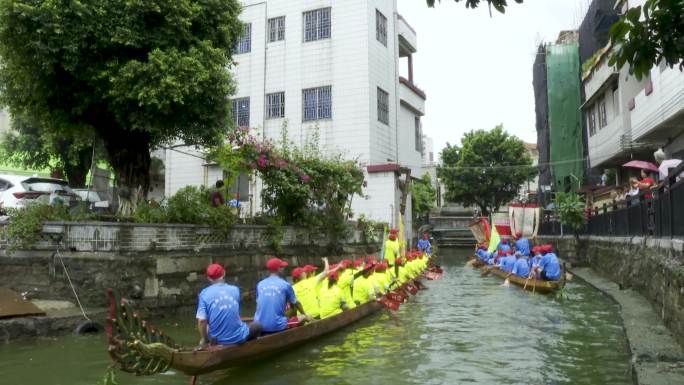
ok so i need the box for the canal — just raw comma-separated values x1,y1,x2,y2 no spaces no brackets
0,248,633,385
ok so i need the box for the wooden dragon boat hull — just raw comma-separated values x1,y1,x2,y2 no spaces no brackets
171,301,383,375
480,266,563,294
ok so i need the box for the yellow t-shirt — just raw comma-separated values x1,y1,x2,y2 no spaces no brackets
338,269,356,309
398,266,411,284
371,272,389,294
352,276,375,305
384,239,400,266
318,283,344,319
293,276,321,318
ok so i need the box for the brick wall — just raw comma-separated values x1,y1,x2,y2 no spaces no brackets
0,222,381,310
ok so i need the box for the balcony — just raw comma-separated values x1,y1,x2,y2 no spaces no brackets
397,14,417,56
399,77,425,115
630,66,684,142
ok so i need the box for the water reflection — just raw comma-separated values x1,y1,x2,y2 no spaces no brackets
0,248,632,385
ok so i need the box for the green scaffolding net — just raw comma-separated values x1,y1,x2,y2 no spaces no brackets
546,43,584,193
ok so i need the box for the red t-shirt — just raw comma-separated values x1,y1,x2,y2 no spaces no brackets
640,177,654,199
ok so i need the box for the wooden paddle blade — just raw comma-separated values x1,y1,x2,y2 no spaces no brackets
378,297,400,311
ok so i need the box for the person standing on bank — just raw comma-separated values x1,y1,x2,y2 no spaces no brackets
255,258,311,333
210,180,225,207
196,263,261,347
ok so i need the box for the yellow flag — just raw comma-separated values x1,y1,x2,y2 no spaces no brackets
487,225,500,254
399,213,406,256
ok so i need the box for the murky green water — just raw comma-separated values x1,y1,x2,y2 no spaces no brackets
0,248,632,385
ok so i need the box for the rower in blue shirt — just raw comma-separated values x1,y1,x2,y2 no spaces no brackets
497,250,516,273
497,238,512,254
536,245,561,281
475,243,490,262
514,232,531,257
417,232,432,255
529,246,543,269
510,252,530,278
254,258,311,333
196,264,261,347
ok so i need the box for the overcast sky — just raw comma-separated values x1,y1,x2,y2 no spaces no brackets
397,0,588,159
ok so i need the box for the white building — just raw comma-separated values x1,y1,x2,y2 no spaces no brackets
165,0,427,228
582,0,684,182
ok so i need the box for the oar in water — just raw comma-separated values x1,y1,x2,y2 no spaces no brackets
481,265,496,277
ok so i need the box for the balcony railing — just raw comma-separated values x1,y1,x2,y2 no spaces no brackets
539,162,684,238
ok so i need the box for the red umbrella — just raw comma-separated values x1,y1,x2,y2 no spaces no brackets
622,160,659,172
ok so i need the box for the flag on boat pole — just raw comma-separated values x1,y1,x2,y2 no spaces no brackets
399,213,407,257
379,225,388,261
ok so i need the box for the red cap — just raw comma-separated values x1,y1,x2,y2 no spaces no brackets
364,262,375,270
388,233,397,240
389,228,398,234
505,250,513,256
266,257,288,271
206,263,225,280
353,258,365,268
515,231,523,238
303,264,318,273
291,267,304,279
339,259,353,268
327,271,339,281
396,257,404,265
375,262,387,272
368,256,378,263
544,244,553,253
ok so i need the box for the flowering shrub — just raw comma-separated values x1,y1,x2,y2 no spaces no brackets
211,125,365,241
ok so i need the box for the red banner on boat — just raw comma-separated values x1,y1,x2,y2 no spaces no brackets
492,214,512,239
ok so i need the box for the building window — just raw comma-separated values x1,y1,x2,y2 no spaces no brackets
376,10,387,46
588,105,597,136
266,92,285,119
234,23,252,54
268,16,285,42
415,117,422,152
377,87,389,124
303,8,331,42
232,97,250,127
302,86,332,121
598,99,607,128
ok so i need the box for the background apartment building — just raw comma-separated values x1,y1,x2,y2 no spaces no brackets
164,0,427,230
582,0,684,184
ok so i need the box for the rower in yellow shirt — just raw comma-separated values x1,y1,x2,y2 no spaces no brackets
318,271,348,319
395,257,411,285
371,262,391,294
383,229,400,266
352,262,377,305
337,259,356,310
292,258,335,319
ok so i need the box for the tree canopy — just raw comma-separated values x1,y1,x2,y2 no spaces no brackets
437,125,535,215
427,0,684,80
0,0,243,213
411,173,437,220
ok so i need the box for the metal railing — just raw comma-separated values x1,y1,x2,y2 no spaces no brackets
540,162,684,238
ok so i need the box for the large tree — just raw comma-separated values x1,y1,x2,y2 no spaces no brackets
427,0,684,79
0,0,243,214
0,115,94,187
437,125,535,216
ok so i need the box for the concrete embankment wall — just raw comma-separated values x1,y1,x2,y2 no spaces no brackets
0,222,381,311
542,235,684,347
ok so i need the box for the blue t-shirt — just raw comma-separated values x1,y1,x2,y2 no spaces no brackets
514,238,531,256
539,253,561,280
529,255,542,268
499,255,516,273
196,283,249,345
254,275,298,332
476,249,490,261
498,243,512,253
417,239,432,254
511,258,530,278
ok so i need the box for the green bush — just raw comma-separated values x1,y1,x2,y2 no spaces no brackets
5,203,70,249
132,186,236,233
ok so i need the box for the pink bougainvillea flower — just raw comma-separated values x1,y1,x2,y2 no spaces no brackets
301,174,311,183
258,154,267,168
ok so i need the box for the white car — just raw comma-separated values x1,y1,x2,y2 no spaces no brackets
73,189,111,211
0,175,79,210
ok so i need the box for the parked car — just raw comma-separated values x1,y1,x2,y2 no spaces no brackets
73,189,112,212
0,175,80,211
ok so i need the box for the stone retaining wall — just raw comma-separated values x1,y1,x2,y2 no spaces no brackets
0,222,381,311
541,235,684,347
